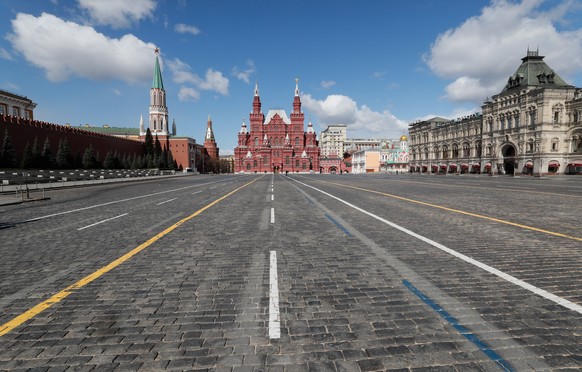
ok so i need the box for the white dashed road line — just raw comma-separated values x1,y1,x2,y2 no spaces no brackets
156,197,178,205
269,250,280,339
77,213,128,231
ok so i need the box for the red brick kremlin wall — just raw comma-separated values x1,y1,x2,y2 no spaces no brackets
1,115,144,163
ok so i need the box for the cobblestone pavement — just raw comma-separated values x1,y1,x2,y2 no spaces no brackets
0,174,580,371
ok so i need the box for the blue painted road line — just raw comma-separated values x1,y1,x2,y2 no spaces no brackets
403,280,514,372
324,213,353,237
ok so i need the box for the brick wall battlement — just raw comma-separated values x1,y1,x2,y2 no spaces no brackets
1,114,144,164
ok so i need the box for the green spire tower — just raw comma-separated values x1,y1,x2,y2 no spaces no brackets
147,48,169,135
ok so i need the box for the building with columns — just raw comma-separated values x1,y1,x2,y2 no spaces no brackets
234,80,320,173
409,50,582,176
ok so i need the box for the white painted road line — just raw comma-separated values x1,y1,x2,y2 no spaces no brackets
270,207,275,223
191,191,202,195
77,213,128,231
271,194,274,201
269,250,281,339
156,197,178,205
293,179,582,315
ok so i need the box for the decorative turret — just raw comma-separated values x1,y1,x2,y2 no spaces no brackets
305,118,317,146
239,120,248,134
205,115,215,141
293,78,301,114
252,81,261,114
139,114,144,135
307,118,315,133
172,118,176,135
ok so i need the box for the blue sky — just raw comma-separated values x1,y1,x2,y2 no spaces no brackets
2,0,582,154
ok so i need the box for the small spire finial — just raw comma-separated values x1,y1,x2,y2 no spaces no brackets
254,80,259,96
154,47,159,55
295,78,299,96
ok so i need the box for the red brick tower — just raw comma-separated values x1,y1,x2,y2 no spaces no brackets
203,115,219,159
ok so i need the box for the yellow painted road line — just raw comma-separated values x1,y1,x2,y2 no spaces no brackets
0,177,259,337
310,178,582,243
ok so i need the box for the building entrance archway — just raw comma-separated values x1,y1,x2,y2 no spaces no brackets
501,144,517,175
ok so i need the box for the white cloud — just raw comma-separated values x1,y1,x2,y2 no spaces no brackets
0,47,12,60
199,69,229,95
168,58,229,95
425,0,582,103
321,80,336,89
178,86,200,102
111,88,122,96
8,13,156,83
302,93,408,138
232,60,256,84
77,0,156,28
371,71,386,80
174,23,201,35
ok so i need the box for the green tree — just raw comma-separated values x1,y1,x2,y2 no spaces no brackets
103,151,115,169
41,137,54,169
154,135,162,159
31,137,42,168
167,148,175,170
55,138,74,169
0,129,18,168
20,142,34,169
144,128,154,155
82,145,99,169
131,154,140,169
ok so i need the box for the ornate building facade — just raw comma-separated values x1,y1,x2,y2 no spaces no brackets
409,50,582,175
234,81,320,173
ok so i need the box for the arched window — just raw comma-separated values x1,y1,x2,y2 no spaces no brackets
254,137,259,146
452,144,459,158
295,137,300,146
572,134,582,152
246,163,251,170
463,143,470,157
